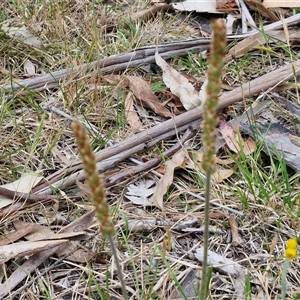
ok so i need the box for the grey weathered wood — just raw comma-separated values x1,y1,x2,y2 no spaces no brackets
32,59,300,194
3,39,212,92
239,96,300,172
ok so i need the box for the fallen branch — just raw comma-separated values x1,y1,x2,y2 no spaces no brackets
32,58,300,195
3,39,212,93
3,13,299,95
105,124,198,187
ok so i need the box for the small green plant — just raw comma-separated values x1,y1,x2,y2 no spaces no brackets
279,238,298,300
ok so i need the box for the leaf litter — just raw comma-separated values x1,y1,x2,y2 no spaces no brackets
125,179,157,206
0,1,300,299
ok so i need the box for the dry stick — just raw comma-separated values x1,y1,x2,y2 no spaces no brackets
105,125,198,187
33,58,300,194
33,120,200,194
0,186,56,202
3,39,211,92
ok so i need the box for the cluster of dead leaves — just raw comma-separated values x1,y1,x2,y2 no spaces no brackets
104,53,206,131
0,210,96,298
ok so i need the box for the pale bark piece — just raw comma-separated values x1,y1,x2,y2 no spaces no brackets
195,247,246,297
14,211,94,262
172,0,219,13
14,220,87,241
152,149,186,210
195,247,244,276
2,22,44,49
239,116,300,171
0,173,43,208
55,210,96,262
24,59,36,76
289,134,300,148
0,240,67,264
263,0,300,7
124,91,143,130
237,96,300,172
120,218,159,232
169,269,200,299
155,52,203,110
0,245,61,299
128,76,173,118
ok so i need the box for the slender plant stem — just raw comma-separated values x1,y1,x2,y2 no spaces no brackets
107,234,129,300
280,259,289,300
200,169,212,300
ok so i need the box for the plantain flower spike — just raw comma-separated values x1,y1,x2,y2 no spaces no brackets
201,19,226,172
72,121,115,236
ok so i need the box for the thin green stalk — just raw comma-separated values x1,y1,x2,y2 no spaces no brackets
280,259,289,300
107,235,128,300
199,169,212,299
199,18,226,300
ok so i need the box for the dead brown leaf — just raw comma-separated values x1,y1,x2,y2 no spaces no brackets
155,52,204,110
226,31,267,61
125,91,143,130
211,168,234,182
14,219,53,241
243,137,256,155
245,0,279,21
219,119,243,153
14,217,93,263
216,0,239,12
128,76,173,118
184,151,234,182
103,74,129,88
0,223,36,246
152,149,186,210
219,120,256,155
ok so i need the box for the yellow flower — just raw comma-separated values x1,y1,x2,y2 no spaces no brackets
286,238,298,250
285,247,297,260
